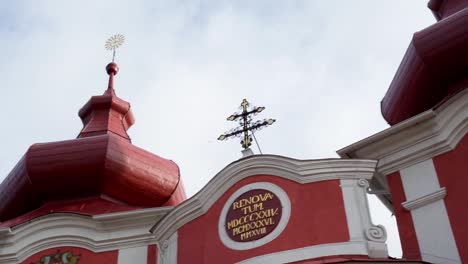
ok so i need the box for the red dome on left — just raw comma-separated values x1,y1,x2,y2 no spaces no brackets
0,63,186,226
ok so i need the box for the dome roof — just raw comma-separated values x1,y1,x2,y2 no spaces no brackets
381,1,468,125
0,62,186,224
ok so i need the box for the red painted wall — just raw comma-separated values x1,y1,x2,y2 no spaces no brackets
147,244,157,264
21,246,118,264
433,134,468,263
177,175,349,264
386,172,421,260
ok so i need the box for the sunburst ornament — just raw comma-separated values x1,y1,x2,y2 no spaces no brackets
105,34,125,62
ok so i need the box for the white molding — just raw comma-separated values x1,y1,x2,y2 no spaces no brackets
412,200,461,264
0,207,171,264
218,182,291,250
402,187,447,211
399,161,461,263
337,88,468,176
157,232,177,264
340,179,388,258
400,159,442,201
150,155,377,242
337,88,468,209
235,241,368,264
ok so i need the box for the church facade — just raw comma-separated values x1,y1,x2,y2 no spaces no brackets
0,1,467,263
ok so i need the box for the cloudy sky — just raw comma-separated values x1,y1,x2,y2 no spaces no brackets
0,0,435,257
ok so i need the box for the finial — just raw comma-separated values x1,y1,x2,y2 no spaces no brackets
105,34,125,62
218,99,276,154
106,62,119,75
104,34,124,95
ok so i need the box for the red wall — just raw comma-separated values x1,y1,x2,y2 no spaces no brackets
386,171,421,260
177,175,349,264
433,134,468,263
147,244,158,264
22,246,117,264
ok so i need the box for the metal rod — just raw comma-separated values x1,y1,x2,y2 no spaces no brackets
251,130,263,154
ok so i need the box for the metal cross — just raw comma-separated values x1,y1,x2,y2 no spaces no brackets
240,99,249,110
218,99,275,151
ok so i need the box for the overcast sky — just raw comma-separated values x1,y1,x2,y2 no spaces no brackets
0,0,435,258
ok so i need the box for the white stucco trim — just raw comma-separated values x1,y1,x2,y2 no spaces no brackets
338,88,468,175
235,241,368,264
0,207,171,264
337,88,468,209
150,155,377,243
218,182,291,250
340,179,388,258
402,187,447,211
157,232,177,264
400,160,461,264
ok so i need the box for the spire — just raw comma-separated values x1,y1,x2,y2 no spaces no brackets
77,62,135,140
103,34,125,96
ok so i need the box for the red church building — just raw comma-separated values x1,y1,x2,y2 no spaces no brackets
0,1,467,263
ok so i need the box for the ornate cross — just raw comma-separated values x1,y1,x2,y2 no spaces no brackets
218,99,275,151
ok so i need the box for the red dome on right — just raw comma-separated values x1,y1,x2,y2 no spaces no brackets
381,0,468,125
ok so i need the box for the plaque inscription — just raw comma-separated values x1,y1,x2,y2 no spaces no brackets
225,189,282,242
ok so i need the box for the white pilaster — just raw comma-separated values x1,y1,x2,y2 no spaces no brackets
340,179,388,258
158,232,177,264
400,159,460,264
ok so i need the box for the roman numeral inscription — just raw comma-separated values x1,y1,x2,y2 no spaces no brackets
225,189,282,242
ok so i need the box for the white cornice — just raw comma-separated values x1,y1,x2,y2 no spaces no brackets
337,88,468,209
150,155,377,242
401,187,447,211
337,88,468,175
0,207,171,264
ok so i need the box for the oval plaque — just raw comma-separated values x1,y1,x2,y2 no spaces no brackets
218,182,291,250
225,189,282,242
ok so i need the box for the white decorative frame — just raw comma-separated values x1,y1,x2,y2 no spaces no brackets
218,182,291,250
0,207,171,264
